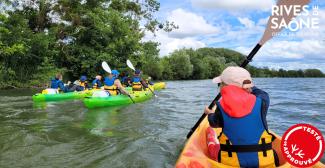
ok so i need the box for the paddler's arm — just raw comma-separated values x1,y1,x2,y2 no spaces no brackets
204,105,222,128
58,81,67,92
115,79,129,95
251,86,270,113
140,79,148,88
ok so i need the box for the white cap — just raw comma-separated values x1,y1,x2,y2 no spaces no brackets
212,66,254,89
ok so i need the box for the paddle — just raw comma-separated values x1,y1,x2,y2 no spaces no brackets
101,61,135,103
102,61,112,74
126,59,158,97
186,0,310,139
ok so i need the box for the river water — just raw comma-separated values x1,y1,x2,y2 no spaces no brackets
0,78,324,167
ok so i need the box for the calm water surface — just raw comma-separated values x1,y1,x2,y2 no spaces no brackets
0,78,324,167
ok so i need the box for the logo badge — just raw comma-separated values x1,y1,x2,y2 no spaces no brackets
281,124,324,167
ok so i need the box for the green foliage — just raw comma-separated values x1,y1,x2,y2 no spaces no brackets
0,1,323,89
139,42,163,79
29,57,66,88
0,0,174,89
153,48,324,80
303,69,324,77
167,50,193,79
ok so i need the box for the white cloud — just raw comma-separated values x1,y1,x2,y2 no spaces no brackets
257,17,269,26
143,8,220,56
203,18,265,46
253,62,325,72
191,0,275,11
144,31,206,56
167,8,219,38
236,40,325,64
238,17,255,28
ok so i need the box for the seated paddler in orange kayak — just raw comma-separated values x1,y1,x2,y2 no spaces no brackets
204,66,279,168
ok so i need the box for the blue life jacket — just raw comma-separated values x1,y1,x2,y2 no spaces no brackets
121,76,128,83
92,79,102,88
50,78,62,89
132,76,141,83
104,76,119,95
217,97,276,167
104,77,116,86
132,76,142,91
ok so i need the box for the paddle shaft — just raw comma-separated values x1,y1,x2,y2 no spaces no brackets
118,88,135,103
145,83,156,96
128,94,135,103
186,44,262,139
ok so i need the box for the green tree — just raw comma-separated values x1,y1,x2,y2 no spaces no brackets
0,0,176,88
139,41,163,80
168,49,193,79
304,69,324,77
160,57,173,80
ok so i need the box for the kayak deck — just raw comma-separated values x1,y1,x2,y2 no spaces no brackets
32,90,94,102
153,82,166,90
176,117,324,168
83,90,153,108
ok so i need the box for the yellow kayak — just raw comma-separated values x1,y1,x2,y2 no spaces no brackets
153,82,166,90
176,117,324,168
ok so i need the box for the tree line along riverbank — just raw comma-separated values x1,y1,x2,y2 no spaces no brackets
0,1,323,89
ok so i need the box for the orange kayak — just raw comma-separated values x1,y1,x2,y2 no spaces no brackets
176,117,324,168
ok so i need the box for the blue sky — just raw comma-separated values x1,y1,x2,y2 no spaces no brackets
144,0,325,71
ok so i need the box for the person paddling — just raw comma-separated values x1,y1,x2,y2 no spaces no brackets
103,70,129,96
204,66,278,167
48,73,67,93
145,76,154,86
92,75,103,89
69,75,89,91
131,69,148,91
120,71,131,87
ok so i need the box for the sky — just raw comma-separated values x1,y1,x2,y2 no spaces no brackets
144,0,325,72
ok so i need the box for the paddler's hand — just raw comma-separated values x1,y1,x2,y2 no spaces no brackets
204,105,216,115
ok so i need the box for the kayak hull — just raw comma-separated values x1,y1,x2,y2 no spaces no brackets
176,117,324,168
83,90,153,108
32,90,94,102
125,82,166,91
153,82,166,90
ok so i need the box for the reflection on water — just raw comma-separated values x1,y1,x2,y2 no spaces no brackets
82,107,125,137
0,78,324,167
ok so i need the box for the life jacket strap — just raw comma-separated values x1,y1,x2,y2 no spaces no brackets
220,140,272,156
105,88,118,91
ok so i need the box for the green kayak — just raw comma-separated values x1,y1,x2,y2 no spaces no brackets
32,90,94,102
83,90,153,108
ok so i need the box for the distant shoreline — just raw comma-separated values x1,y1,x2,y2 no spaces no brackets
1,77,324,90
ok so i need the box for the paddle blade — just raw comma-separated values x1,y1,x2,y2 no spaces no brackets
259,0,310,45
102,61,111,73
126,59,136,71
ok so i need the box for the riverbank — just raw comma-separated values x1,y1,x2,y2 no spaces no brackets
1,77,325,90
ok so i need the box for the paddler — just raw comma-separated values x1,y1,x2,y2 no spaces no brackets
120,71,131,87
92,75,103,89
73,75,89,91
145,76,154,85
204,66,277,167
131,69,148,91
48,73,68,93
103,70,129,96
